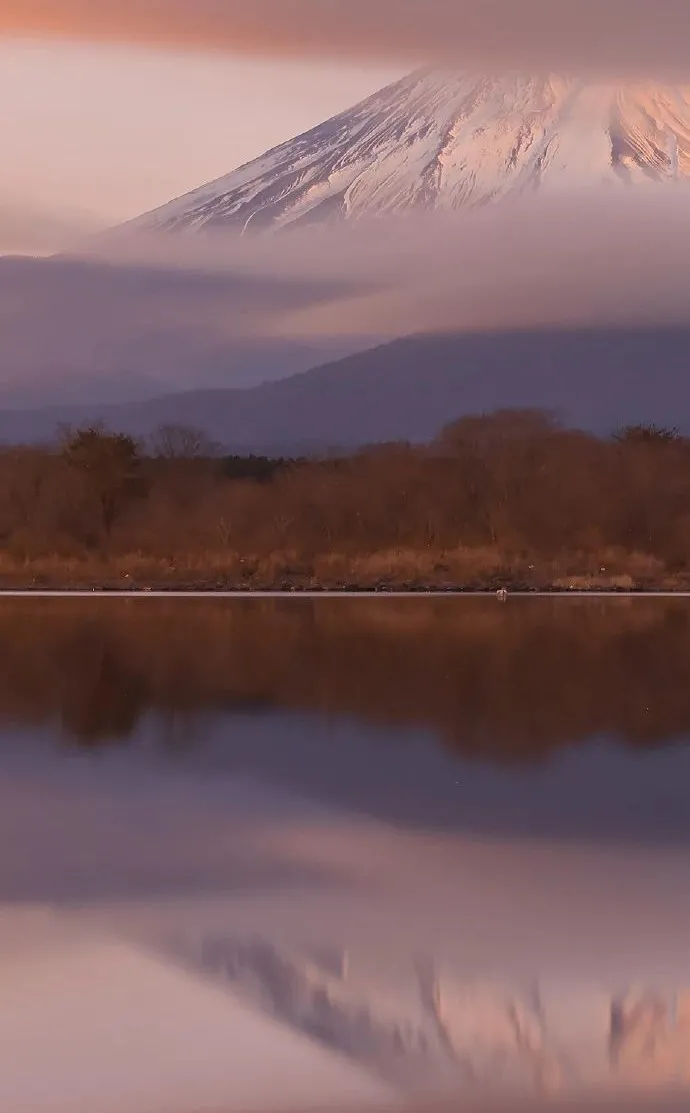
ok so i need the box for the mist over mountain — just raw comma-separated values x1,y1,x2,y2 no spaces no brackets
0,253,359,407
4,70,690,420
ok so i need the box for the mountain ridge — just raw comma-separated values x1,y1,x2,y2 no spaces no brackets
2,325,690,449
131,70,690,235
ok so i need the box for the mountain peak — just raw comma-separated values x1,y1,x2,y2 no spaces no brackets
133,69,690,235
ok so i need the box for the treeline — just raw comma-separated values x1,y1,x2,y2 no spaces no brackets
0,410,689,588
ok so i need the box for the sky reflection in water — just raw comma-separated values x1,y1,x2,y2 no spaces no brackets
1,599,690,1110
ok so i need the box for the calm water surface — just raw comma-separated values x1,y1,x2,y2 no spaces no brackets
1,596,690,842
2,598,690,1111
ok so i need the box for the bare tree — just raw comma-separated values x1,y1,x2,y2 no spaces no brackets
614,423,681,446
61,425,143,536
151,423,220,460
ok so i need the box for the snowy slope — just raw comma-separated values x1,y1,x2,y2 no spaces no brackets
159,932,690,1095
133,70,690,234
0,933,392,1113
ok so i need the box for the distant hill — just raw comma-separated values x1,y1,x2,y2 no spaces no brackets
1,326,690,449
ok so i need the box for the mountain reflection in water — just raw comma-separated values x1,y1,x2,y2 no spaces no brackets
2,599,690,1112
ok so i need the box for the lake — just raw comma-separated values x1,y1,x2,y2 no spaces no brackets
1,597,690,1113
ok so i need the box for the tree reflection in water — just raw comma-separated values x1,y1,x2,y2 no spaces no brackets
0,598,688,757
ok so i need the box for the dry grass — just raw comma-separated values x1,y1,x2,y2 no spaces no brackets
0,546,686,591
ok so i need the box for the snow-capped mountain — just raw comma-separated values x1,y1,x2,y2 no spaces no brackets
134,69,690,234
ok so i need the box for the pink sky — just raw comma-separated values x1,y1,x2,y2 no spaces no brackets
0,36,402,244
3,0,690,249
2,1,689,252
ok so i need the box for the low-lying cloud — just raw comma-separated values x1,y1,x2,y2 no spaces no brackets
0,199,100,256
3,188,690,405
5,0,690,78
0,248,367,401
98,185,690,337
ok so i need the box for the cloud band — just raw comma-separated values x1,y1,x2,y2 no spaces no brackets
4,0,690,78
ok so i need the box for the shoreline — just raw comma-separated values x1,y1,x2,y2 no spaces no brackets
2,586,690,597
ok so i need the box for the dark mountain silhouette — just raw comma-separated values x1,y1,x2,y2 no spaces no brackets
1,326,689,449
